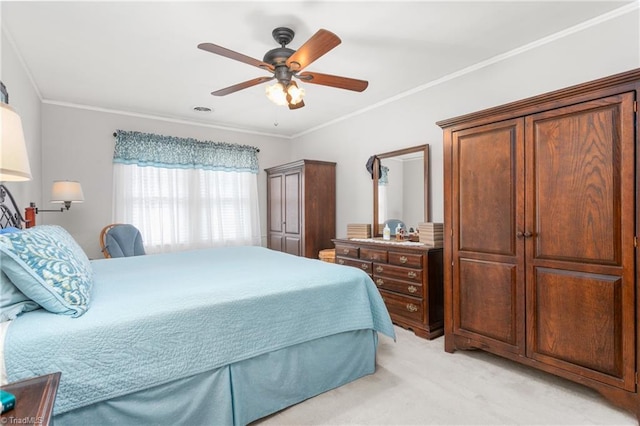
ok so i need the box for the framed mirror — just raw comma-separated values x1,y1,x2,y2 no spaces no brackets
372,144,430,237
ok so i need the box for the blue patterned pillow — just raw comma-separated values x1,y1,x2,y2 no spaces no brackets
0,225,93,317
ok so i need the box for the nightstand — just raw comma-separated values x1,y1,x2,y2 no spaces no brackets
1,372,61,426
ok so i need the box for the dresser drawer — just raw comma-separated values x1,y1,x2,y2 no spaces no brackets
336,257,372,273
360,248,388,263
379,290,423,323
373,276,422,297
388,251,423,268
373,263,422,283
332,238,444,340
334,244,359,259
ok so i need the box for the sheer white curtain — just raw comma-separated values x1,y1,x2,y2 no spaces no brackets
112,130,261,254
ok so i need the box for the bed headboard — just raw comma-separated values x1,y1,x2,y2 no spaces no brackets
0,184,25,229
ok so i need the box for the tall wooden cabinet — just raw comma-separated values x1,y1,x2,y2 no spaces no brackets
439,68,640,417
266,160,336,258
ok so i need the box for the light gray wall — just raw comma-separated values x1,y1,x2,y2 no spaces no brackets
39,104,291,258
1,30,42,212
4,7,638,258
289,9,639,240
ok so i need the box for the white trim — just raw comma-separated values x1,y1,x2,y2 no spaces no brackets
1,25,43,101
41,99,292,140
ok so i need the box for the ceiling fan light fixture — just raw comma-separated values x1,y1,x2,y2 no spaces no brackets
266,81,305,107
200,27,365,109
286,82,305,106
265,82,289,106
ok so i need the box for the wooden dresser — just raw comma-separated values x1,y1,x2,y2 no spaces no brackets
333,238,443,339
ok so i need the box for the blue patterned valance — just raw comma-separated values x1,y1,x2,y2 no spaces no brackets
113,130,259,173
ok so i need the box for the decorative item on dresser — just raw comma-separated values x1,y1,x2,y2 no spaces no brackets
439,68,640,419
266,160,336,258
333,238,443,339
346,223,371,239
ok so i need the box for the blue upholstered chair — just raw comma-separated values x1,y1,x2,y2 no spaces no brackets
100,224,146,258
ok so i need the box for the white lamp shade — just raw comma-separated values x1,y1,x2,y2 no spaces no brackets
0,103,32,181
51,180,84,203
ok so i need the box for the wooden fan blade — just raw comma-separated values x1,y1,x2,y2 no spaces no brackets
211,77,274,96
198,43,274,72
297,72,368,92
286,29,341,72
288,99,305,110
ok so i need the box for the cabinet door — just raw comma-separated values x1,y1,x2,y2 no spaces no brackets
451,118,526,355
267,173,284,251
525,93,635,391
283,170,301,256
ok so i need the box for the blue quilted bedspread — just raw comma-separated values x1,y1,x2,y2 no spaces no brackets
5,246,394,414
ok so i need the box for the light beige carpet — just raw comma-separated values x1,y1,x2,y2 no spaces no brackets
257,326,636,425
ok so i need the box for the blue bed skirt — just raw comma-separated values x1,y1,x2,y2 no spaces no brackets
53,329,378,425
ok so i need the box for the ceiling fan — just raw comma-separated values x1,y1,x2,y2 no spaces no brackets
198,27,368,110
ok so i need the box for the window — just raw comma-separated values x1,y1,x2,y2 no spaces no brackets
112,130,261,253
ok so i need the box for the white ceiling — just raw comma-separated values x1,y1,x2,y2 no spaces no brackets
1,1,633,138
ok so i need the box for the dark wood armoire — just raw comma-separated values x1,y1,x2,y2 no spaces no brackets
439,68,640,418
265,159,336,258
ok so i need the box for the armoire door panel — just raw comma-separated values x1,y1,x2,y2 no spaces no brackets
528,267,629,389
284,172,301,235
525,92,636,392
455,120,523,256
269,234,283,252
268,175,283,233
285,236,301,256
456,258,521,350
528,98,626,265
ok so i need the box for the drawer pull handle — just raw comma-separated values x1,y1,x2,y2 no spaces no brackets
361,263,369,270
399,256,408,264
406,303,418,313
408,285,417,294
376,265,384,273
338,259,344,265
376,279,384,286
408,271,417,279
343,248,349,254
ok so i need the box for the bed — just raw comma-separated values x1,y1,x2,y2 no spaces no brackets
0,205,395,425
